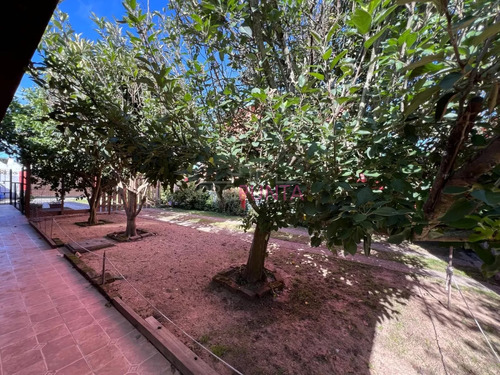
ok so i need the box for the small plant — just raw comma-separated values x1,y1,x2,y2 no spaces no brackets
210,344,230,357
199,334,211,344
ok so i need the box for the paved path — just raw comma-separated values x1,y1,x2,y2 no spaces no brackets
0,205,177,375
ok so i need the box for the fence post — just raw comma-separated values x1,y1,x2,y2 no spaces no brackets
101,251,106,285
9,169,12,205
446,246,454,309
20,167,25,214
25,165,31,218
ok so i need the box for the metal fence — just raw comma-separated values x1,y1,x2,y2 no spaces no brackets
0,169,25,213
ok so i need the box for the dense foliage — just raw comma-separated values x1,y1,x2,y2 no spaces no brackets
2,0,499,278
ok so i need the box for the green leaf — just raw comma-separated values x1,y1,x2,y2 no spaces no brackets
440,198,477,224
311,181,324,194
298,74,307,88
448,218,478,229
303,201,317,215
322,48,333,61
330,50,348,69
387,228,410,244
343,239,358,254
353,213,368,223
471,190,500,206
435,92,457,121
374,5,398,25
351,8,372,35
364,26,388,49
481,255,500,278
409,63,446,79
472,21,500,45
311,30,322,43
357,187,374,206
371,207,399,216
368,0,382,14
309,72,325,80
452,16,478,31
401,53,444,72
442,185,470,195
439,72,462,89
404,86,440,118
326,23,339,42
240,26,253,37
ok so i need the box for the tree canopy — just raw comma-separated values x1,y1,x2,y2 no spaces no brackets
2,0,499,277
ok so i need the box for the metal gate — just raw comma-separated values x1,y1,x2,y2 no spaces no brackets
0,168,25,213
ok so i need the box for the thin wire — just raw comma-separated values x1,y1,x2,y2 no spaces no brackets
453,278,500,364
51,218,245,375
416,283,449,375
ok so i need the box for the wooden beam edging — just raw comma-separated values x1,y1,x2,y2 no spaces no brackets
29,220,57,248
61,248,111,302
112,298,220,375
61,247,219,375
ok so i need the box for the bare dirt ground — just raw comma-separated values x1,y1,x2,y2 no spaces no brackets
51,210,500,375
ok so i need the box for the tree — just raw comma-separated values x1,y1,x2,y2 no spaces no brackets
371,0,500,275
160,0,500,278
30,13,150,232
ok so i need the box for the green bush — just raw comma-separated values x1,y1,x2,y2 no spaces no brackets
169,184,210,211
221,188,246,216
161,185,247,216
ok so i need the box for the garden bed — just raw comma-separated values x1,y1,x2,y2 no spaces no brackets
52,212,500,375
74,219,113,227
106,229,155,242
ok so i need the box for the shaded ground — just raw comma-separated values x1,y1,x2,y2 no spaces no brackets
51,211,500,375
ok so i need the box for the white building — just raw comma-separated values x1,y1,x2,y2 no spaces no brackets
0,157,22,198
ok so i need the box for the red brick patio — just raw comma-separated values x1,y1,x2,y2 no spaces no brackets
0,205,178,375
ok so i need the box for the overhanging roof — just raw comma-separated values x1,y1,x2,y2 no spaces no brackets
0,0,59,121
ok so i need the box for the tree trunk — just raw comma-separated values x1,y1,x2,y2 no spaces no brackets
216,186,225,211
118,176,148,238
87,189,101,225
87,174,102,225
124,187,138,237
88,208,98,226
245,223,271,283
125,215,137,237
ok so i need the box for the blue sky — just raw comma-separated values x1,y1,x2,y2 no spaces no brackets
1,1,169,158
18,0,169,91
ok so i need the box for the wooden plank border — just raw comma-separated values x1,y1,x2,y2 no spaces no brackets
112,298,219,375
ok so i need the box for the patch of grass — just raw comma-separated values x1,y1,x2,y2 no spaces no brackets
428,278,500,302
212,221,245,231
374,251,499,285
210,344,230,357
162,207,241,220
199,334,211,344
194,218,217,225
271,231,310,245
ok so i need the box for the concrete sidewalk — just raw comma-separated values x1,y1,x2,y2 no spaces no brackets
0,205,177,375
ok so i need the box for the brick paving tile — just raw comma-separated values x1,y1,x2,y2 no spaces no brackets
0,206,177,375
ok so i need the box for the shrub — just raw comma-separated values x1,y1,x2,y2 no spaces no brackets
221,188,246,216
161,185,247,216
170,184,209,211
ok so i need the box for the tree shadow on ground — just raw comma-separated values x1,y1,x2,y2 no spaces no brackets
196,251,416,375
77,212,500,374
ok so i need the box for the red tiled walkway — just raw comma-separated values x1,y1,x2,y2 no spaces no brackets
0,205,178,375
